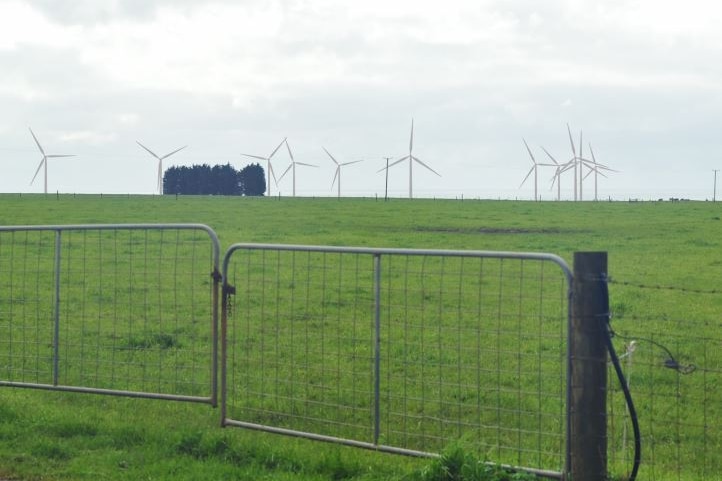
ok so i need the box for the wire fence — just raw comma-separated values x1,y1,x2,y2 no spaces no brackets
607,279,722,481
0,224,220,403
221,244,572,477
4,223,717,480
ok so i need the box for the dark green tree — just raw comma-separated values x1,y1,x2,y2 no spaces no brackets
163,163,265,195
238,163,266,196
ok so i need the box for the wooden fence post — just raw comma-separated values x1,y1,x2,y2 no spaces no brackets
570,252,608,481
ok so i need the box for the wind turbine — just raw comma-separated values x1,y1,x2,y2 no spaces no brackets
136,141,187,195
566,124,580,201
378,119,440,199
583,143,618,201
28,128,75,194
323,147,363,198
541,146,564,201
241,138,286,196
520,138,556,201
278,139,317,197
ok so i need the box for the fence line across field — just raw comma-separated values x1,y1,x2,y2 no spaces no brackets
0,224,221,405
220,243,573,479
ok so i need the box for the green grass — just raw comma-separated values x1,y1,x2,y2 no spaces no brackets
1,194,721,480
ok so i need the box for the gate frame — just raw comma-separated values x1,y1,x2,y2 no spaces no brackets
0,223,221,406
220,243,573,479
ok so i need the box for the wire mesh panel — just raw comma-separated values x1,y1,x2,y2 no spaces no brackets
0,224,220,404
607,281,722,481
221,245,571,477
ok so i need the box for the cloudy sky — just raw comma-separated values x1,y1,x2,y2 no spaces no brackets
1,0,721,199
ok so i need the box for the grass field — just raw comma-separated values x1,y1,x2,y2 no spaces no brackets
0,194,720,480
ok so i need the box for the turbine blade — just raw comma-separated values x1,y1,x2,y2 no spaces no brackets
387,156,409,170
579,130,583,158
522,138,536,164
45,154,75,158
412,156,440,176
331,167,339,188
520,166,535,187
269,138,286,159
30,158,45,185
285,139,295,162
278,163,293,181
268,162,279,186
160,145,187,160
541,146,559,165
295,161,318,168
341,159,363,166
136,141,160,159
241,153,267,161
558,161,576,175
566,124,577,158
29,127,45,155
323,146,339,165
409,119,414,153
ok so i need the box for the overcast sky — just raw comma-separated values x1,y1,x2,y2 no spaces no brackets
1,0,721,200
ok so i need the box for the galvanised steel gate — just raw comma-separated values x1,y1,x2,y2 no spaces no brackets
0,224,220,404
220,244,572,478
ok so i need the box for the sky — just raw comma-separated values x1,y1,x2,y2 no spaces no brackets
1,0,721,200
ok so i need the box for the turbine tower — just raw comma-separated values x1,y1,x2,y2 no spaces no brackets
323,147,363,198
136,141,187,195
28,127,75,194
520,138,556,201
241,137,286,196
378,119,440,199
278,139,317,197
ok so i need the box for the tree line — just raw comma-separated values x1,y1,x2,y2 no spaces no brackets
163,163,266,196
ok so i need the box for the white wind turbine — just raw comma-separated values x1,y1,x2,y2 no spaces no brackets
278,139,317,197
241,138,286,196
323,147,363,198
136,141,187,195
28,127,75,194
583,143,618,201
378,119,440,199
520,138,556,201
566,124,581,201
541,146,564,201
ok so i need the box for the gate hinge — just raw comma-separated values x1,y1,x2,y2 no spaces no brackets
211,269,222,283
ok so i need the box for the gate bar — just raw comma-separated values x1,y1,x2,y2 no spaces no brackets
53,230,61,386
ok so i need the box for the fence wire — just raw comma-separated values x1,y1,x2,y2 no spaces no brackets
607,280,722,481
0,225,220,403
221,245,571,476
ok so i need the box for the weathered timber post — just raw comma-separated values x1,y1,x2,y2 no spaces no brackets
570,252,608,481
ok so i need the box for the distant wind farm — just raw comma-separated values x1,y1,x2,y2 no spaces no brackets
16,121,632,200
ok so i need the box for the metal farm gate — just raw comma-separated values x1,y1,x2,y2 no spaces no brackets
220,244,573,478
0,224,220,404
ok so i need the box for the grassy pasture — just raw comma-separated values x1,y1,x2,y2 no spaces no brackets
0,194,721,480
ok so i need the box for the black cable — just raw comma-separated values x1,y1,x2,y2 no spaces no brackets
600,274,641,481
610,331,696,375
603,321,641,481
